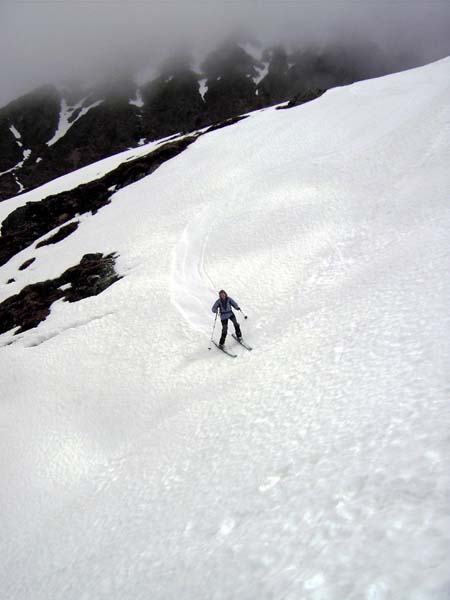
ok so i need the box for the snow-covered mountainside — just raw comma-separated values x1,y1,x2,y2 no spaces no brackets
1,56,449,599
0,40,397,201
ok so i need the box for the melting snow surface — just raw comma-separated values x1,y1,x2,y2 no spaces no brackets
1,57,450,600
198,77,208,100
129,89,144,108
47,98,104,147
0,147,31,179
254,62,269,85
9,124,22,143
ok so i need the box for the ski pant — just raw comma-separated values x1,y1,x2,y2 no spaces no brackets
220,314,241,345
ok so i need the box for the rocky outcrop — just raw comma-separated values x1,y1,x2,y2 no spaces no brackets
18,258,36,271
0,253,120,335
141,57,206,139
0,182,111,267
11,76,144,194
36,222,79,248
0,85,61,170
0,112,254,338
201,42,262,123
0,124,24,173
258,46,291,105
205,115,248,133
277,89,327,110
0,173,21,199
0,40,398,201
18,102,141,192
0,135,198,267
60,252,121,303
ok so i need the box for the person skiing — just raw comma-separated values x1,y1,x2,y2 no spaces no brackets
212,290,242,347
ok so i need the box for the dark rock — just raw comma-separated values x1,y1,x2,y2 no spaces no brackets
7,278,15,284
201,42,262,123
0,280,63,334
141,58,206,139
258,46,291,105
59,252,121,303
0,40,408,201
203,74,259,124
100,134,198,190
18,257,36,271
0,172,21,199
16,101,142,194
0,252,121,335
276,89,326,110
36,222,79,248
68,107,83,124
202,41,262,81
287,47,358,95
0,74,141,200
0,122,23,172
0,135,198,267
205,115,248,133
0,85,61,171
0,182,111,267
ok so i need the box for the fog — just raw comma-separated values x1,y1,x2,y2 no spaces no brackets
1,0,450,107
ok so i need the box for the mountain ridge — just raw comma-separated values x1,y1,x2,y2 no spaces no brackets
0,39,404,201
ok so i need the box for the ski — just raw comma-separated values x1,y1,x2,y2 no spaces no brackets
212,341,237,358
232,334,253,351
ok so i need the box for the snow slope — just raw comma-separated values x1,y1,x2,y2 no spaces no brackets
1,57,450,600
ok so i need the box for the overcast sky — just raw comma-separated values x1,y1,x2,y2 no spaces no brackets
1,0,450,107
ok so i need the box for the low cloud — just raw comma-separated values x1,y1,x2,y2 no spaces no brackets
1,0,449,106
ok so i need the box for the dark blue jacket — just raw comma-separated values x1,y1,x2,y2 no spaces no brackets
212,297,240,321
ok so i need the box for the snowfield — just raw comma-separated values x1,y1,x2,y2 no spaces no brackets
1,57,450,599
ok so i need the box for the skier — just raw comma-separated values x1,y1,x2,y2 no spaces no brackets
212,290,242,347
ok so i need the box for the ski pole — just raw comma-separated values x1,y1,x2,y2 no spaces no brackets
208,312,218,350
239,308,248,319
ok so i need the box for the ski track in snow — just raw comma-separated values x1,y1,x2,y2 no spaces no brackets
169,177,251,334
166,59,450,598
170,204,217,333
1,57,450,600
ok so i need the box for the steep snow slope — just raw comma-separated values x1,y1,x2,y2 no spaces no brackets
1,57,449,600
